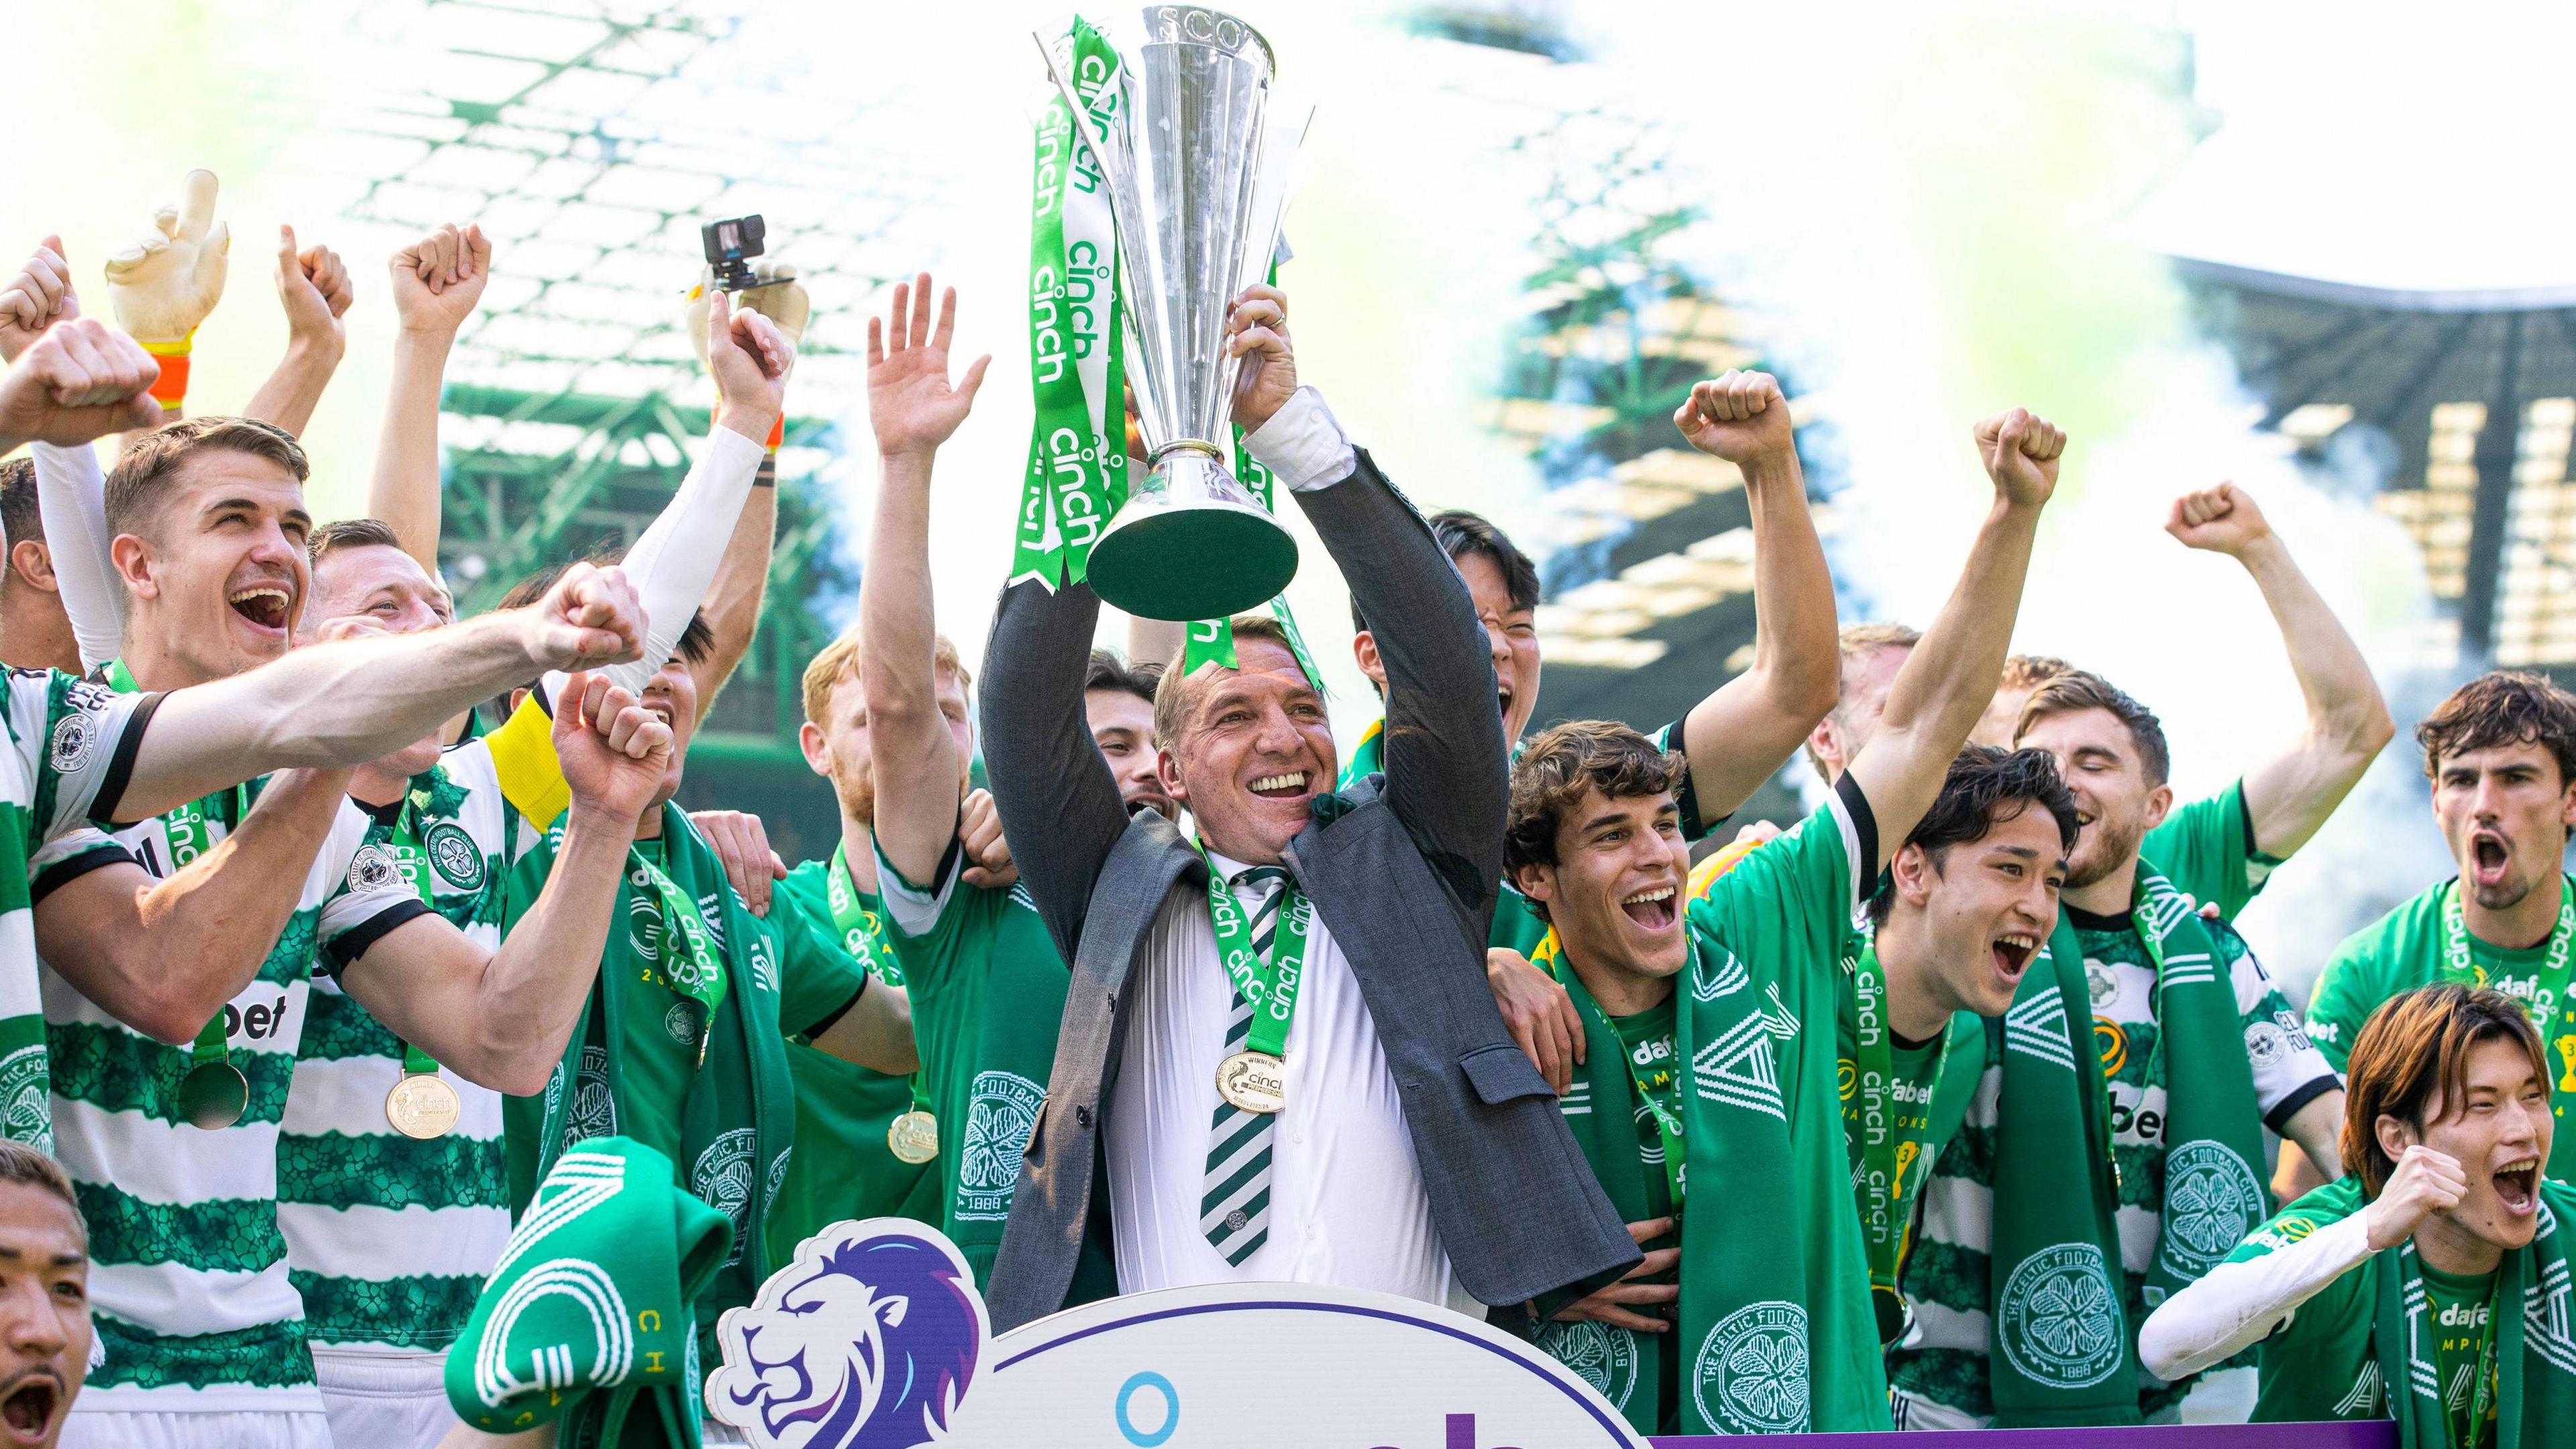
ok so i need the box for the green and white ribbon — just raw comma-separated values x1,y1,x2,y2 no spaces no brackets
628,847,727,1064
1013,16,1127,592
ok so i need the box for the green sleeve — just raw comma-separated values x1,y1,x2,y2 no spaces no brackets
873,839,991,991
2142,780,2279,922
2302,938,2381,1073
1698,789,1859,979
769,890,869,1039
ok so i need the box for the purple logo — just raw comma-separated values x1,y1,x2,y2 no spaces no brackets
707,1219,990,1448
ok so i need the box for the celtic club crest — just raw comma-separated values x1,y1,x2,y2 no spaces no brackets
1536,1319,1638,1411
0,1046,49,1155
346,843,402,895
1996,1242,2123,1388
425,822,486,891
46,711,93,775
957,1071,1045,1222
1693,1300,1808,1433
565,1044,616,1150
2159,1140,2264,1277
694,1128,760,1266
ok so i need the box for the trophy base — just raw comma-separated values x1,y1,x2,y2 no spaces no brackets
1087,500,1299,622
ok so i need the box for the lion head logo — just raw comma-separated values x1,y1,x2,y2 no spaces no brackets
707,1220,989,1449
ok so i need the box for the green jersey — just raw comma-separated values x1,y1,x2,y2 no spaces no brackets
2226,1177,2576,1439
766,856,937,1264
1896,782,2327,1422
874,839,1114,1299
2309,877,2576,1181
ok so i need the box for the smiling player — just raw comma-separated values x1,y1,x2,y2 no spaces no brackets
2141,985,2572,1441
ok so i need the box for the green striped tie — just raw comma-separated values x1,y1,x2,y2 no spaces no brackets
1201,865,1287,1264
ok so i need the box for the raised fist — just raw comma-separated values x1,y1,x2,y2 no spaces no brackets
519,561,645,672
2365,1142,2467,1250
2165,482,2271,559
686,262,810,362
0,318,165,450
390,223,493,337
1973,407,2065,510
274,226,352,358
867,271,990,459
1225,283,1294,433
1674,370,1794,467
0,236,76,364
104,169,231,344
555,672,676,824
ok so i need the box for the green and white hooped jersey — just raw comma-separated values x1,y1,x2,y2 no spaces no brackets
0,669,158,1150
34,789,427,1415
280,739,537,1358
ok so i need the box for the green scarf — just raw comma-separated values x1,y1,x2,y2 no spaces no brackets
531,806,796,1360
1984,914,2137,1425
1011,15,1126,592
2132,867,2273,1306
1542,968,1679,1432
447,1136,733,1447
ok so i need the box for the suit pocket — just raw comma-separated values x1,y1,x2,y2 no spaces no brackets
1457,1042,1554,1106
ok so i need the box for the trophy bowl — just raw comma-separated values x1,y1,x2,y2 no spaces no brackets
1042,5,1310,622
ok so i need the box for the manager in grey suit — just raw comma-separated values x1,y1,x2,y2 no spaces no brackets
979,284,1638,1331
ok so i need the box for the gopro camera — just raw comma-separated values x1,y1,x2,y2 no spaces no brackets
702,214,766,292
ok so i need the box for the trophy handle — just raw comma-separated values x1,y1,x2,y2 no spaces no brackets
1031,32,1134,195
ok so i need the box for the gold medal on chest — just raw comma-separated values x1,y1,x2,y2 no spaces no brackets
385,1072,463,1140
1216,1050,1287,1115
887,1110,940,1165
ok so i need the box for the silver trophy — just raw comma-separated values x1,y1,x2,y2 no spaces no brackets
1040,6,1311,623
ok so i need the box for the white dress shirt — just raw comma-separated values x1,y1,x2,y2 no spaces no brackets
1102,390,1477,1313
1104,847,1480,1314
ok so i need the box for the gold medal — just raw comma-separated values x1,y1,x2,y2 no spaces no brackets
1216,1050,1287,1115
176,1061,249,1131
887,1110,940,1165
385,1072,462,1140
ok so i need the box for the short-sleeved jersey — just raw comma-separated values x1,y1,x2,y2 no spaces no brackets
765,857,935,1265
1894,781,2324,1423
1484,718,1707,957
0,669,158,1150
876,839,1113,1297
34,786,425,1416
2308,879,2576,1188
278,739,541,1357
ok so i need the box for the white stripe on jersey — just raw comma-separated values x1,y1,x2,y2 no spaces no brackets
276,1202,516,1282
89,1259,304,1342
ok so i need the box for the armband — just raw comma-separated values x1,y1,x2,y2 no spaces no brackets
142,333,195,413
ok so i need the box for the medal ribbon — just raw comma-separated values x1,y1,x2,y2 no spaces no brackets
1198,844,1311,1059
380,804,454,1085
825,841,932,1118
1853,943,1945,1308
627,843,727,1064
1615,1005,1686,1210
2441,876,2576,1026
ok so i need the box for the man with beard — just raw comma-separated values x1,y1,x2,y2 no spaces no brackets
2307,674,2576,1187
1886,480,2390,1430
2142,985,2571,1442
1499,402,2061,1434
0,1142,95,1449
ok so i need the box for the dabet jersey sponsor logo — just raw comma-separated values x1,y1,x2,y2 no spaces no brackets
2437,1297,2493,1330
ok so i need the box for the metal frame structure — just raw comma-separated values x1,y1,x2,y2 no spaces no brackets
331,0,959,858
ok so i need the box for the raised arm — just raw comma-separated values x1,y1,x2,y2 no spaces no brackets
861,272,991,886
0,315,163,458
680,266,807,709
596,290,785,701
1843,409,2061,861
334,676,669,1093
33,766,353,1044
1225,285,1508,896
115,562,644,818
102,168,228,428
369,223,492,570
239,227,350,437
2,241,131,665
2165,482,2394,858
1668,370,1839,822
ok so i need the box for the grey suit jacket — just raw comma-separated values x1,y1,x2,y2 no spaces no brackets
978,444,1639,1332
